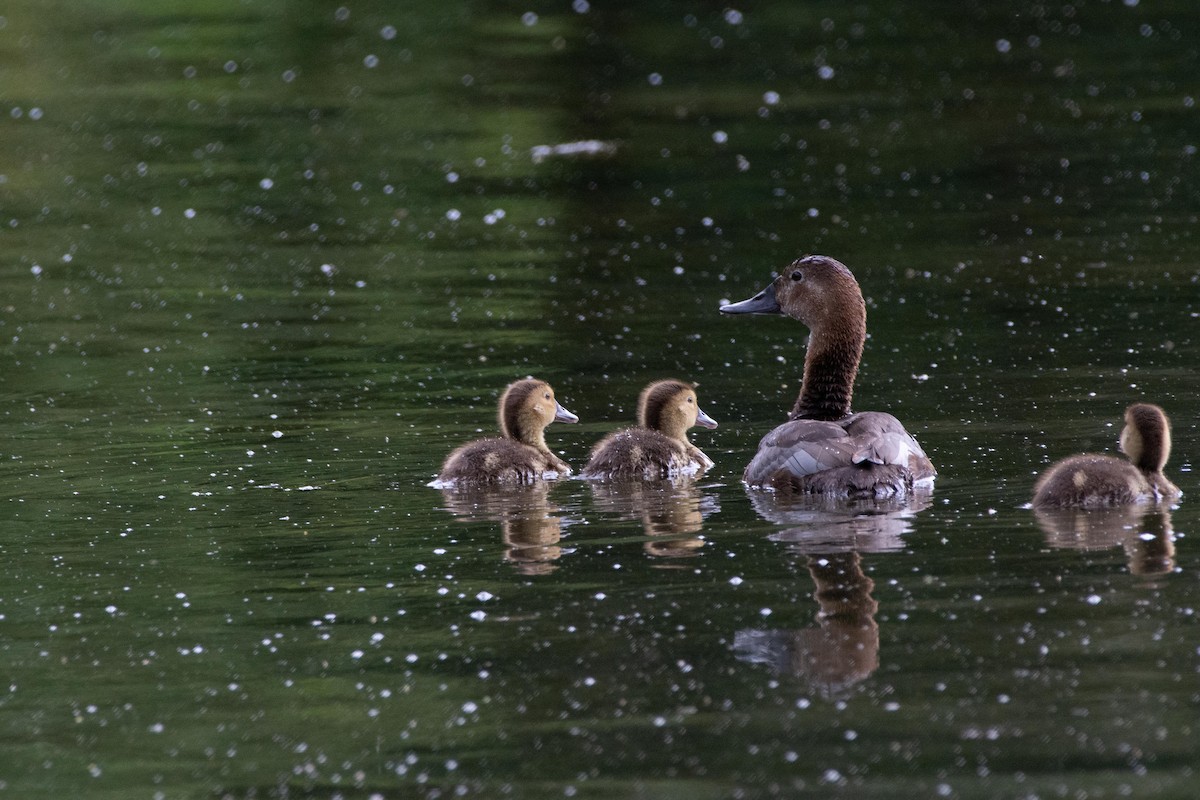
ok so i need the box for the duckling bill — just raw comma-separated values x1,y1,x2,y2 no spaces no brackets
582,379,717,480
433,378,578,485
720,255,935,498
1032,403,1181,507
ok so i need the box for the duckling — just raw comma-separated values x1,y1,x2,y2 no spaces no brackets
720,255,935,497
581,379,718,479
434,378,578,484
1031,402,1181,507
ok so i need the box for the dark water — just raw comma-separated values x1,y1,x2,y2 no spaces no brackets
2,1,1199,797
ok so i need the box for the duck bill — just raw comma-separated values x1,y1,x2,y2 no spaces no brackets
554,402,579,424
695,407,719,429
719,282,781,315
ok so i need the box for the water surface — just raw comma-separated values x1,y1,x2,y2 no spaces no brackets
2,1,1199,797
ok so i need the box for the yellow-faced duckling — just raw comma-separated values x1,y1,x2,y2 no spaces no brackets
434,378,578,485
1032,402,1181,508
720,255,935,498
581,379,718,480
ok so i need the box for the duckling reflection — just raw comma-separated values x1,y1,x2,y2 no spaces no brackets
438,482,567,575
1034,505,1176,576
734,551,879,696
586,478,719,560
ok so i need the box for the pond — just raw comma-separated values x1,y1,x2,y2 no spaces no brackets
2,1,1198,797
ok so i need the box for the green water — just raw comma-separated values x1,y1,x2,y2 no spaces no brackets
2,1,1199,797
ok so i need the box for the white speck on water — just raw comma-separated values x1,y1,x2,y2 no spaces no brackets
148,722,164,733
594,592,607,601
759,607,772,617
351,649,364,660
462,701,478,713
334,6,350,22
712,130,728,144
573,0,590,12
817,65,835,80
996,39,1012,53
380,25,397,40
648,72,663,86
729,576,743,586
1086,594,1102,605
223,60,237,73
652,716,667,727
184,208,196,219
469,610,486,622
105,605,118,615
521,11,538,26
364,54,379,68
371,632,384,644
445,208,462,221
446,171,459,183
724,9,743,25
763,90,780,105
673,266,685,275
321,263,337,277
246,449,255,457
281,69,297,83
30,264,42,276
271,430,283,439
701,216,714,227
29,107,43,121
414,564,426,572
259,177,274,190
475,591,495,602
822,769,843,784
807,207,819,218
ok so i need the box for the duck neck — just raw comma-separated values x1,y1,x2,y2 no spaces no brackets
791,325,863,421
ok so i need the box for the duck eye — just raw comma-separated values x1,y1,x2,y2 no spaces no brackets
790,270,803,282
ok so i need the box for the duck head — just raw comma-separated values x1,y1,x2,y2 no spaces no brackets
500,378,578,447
1119,402,1171,472
720,255,866,332
638,379,718,440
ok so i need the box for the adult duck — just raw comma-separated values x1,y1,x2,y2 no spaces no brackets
434,378,578,485
720,255,935,497
582,379,718,479
1032,402,1181,507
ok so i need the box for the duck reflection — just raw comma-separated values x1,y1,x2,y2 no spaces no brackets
748,489,931,552
438,483,566,575
586,479,719,560
734,551,879,695
734,490,930,695
1034,505,1176,576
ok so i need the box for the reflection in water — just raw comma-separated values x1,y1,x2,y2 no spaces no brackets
1035,506,1176,576
586,479,719,560
438,483,566,575
747,489,931,553
734,552,880,697
734,490,931,695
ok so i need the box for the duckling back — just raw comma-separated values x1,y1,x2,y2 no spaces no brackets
1031,454,1153,508
582,428,695,480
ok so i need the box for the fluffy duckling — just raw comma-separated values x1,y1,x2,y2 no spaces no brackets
581,379,718,479
435,378,578,484
1032,403,1181,507
720,255,935,497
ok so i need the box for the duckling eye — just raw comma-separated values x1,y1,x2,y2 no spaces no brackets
790,270,803,282
687,397,695,403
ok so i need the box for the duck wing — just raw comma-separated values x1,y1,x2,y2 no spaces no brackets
842,412,936,481
744,420,859,485
743,412,935,491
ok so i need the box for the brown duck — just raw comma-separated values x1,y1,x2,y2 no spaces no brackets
720,255,935,497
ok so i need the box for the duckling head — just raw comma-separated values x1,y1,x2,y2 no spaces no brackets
638,379,718,440
499,378,578,447
1119,402,1171,472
